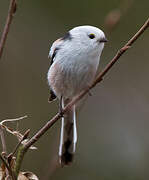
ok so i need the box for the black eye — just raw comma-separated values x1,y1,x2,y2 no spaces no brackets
88,33,95,39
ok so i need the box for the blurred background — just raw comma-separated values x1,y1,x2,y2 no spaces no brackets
0,0,149,179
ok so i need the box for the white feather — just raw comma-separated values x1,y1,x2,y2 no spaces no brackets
47,25,107,165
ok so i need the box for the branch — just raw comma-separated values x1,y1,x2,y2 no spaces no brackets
14,17,149,178
25,17,149,150
0,154,15,180
9,129,30,159
13,145,25,179
0,0,17,59
0,126,7,154
0,154,10,173
0,126,9,178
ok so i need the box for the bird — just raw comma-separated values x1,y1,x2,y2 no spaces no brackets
47,25,107,166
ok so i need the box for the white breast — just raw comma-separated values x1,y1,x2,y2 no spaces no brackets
48,46,100,99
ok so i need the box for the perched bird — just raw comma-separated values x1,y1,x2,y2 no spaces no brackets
47,25,107,166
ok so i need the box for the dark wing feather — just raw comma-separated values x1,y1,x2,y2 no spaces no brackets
48,42,61,102
48,47,58,102
48,89,57,103
50,47,60,66
61,32,72,41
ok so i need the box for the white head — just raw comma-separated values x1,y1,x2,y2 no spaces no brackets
48,25,107,100
68,25,107,55
49,25,107,63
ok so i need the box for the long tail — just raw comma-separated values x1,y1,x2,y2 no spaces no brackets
59,98,77,166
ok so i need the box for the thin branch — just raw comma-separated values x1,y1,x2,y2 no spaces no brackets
0,126,7,154
25,17,149,150
0,0,17,59
0,115,28,125
0,115,28,143
13,145,25,179
0,127,9,180
14,17,149,178
0,154,10,172
0,154,15,180
11,129,30,157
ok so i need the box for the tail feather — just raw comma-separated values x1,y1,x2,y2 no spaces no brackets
59,98,77,166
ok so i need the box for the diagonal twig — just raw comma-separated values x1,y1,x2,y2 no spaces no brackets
0,0,17,59
13,17,149,179
24,17,149,150
10,129,30,158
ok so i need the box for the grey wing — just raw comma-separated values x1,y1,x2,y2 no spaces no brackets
49,31,72,65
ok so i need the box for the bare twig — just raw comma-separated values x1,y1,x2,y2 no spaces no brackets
0,154,9,172
0,154,15,180
14,145,25,179
0,127,9,180
0,0,17,59
13,17,149,178
25,17,149,150
0,115,28,142
0,115,27,180
11,129,30,157
0,115,27,125
0,126,7,154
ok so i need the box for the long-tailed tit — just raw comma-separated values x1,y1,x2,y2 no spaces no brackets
47,25,107,166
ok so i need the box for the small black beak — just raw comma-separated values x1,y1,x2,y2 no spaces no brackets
99,37,108,43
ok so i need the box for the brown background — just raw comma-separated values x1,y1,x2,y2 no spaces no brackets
0,0,149,179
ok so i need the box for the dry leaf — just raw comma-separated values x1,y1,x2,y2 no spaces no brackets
22,171,39,180
18,172,29,180
0,167,6,180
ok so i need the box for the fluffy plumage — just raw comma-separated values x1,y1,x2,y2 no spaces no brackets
47,25,107,166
